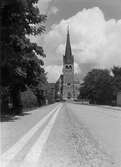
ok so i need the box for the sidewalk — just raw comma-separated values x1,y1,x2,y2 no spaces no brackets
100,105,121,111
72,101,121,111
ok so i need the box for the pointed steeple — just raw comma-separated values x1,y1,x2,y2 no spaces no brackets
65,26,72,56
64,26,74,64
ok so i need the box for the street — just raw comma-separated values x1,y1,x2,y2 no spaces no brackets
0,102,121,167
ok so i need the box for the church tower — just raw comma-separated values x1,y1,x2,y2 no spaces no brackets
63,27,74,100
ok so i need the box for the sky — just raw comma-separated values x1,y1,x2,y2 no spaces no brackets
34,0,121,82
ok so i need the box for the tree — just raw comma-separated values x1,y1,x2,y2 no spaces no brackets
112,66,121,94
1,0,47,114
79,69,113,105
29,69,48,106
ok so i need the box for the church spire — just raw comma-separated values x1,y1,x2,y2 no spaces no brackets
64,26,73,64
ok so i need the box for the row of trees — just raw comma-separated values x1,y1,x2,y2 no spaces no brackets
79,66,121,105
0,0,48,115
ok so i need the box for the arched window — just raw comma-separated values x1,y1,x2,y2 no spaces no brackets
69,65,72,69
65,65,68,69
67,92,71,99
65,64,72,69
67,83,71,86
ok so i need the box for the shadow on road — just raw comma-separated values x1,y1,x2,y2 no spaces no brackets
0,115,19,122
0,111,31,122
0,105,49,122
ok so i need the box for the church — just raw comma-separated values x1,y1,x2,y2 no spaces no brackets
55,27,80,101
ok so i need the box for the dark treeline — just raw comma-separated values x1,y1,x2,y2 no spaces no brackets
0,0,48,115
79,66,121,105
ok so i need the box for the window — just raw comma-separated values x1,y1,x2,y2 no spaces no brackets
65,65,72,69
69,65,72,69
67,92,71,99
67,83,71,86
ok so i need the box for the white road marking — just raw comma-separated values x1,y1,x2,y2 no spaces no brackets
1,104,61,167
21,104,62,167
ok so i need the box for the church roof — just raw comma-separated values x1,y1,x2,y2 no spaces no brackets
63,27,74,64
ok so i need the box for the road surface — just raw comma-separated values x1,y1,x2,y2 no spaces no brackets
0,102,121,167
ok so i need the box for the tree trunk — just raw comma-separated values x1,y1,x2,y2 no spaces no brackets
1,95,9,115
10,87,23,114
36,94,42,106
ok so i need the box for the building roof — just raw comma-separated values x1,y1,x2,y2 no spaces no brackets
63,27,74,64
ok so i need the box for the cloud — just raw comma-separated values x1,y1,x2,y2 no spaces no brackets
49,6,59,15
38,0,53,13
45,65,62,83
44,7,121,82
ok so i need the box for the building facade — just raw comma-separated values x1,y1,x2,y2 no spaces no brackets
62,28,74,100
73,80,80,100
47,83,56,104
55,75,63,101
54,28,80,101
117,92,121,106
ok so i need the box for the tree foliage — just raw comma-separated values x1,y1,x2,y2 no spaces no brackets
79,69,113,105
112,66,121,95
1,0,47,114
79,67,121,105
